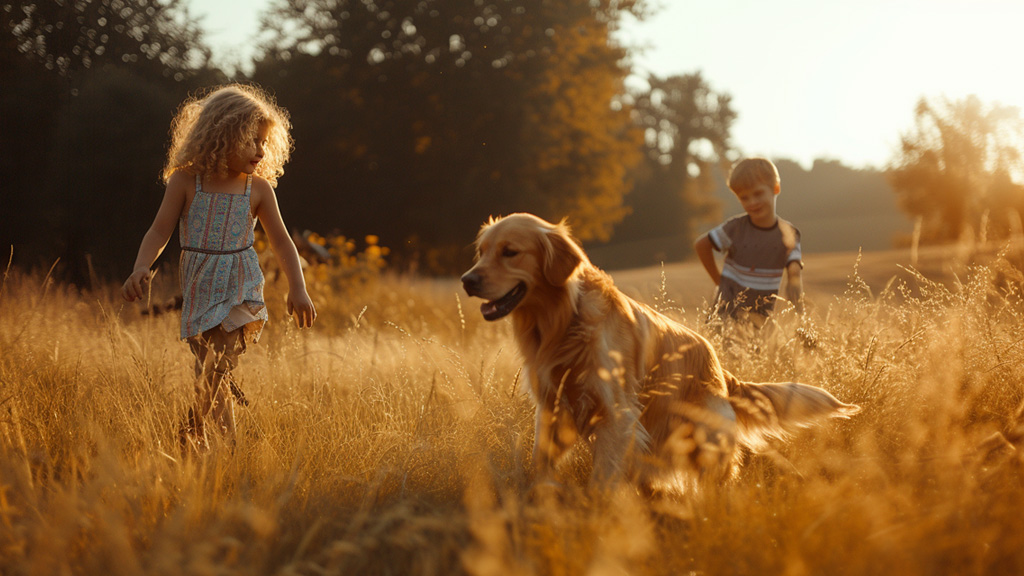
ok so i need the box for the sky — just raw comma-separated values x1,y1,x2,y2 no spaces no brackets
187,0,1024,170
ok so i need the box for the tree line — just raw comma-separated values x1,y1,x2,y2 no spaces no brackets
2,1,1020,283
1,0,738,280
887,95,1024,244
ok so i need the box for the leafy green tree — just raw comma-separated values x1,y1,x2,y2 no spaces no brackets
253,0,646,268
887,95,1024,242
610,72,735,261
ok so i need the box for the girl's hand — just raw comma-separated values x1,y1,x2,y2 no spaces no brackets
122,269,153,302
286,289,317,328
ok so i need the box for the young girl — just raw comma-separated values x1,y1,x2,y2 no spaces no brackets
122,84,316,451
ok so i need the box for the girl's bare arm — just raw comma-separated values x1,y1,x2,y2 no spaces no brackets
253,179,316,328
123,173,187,302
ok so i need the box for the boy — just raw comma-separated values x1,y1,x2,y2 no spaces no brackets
694,158,803,320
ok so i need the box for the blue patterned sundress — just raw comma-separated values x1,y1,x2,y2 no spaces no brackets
178,174,268,341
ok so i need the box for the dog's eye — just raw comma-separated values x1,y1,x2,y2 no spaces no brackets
502,247,519,258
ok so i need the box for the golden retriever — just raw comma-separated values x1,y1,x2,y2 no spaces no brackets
461,213,860,490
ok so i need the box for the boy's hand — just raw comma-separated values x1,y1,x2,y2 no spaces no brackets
286,289,317,328
122,269,153,302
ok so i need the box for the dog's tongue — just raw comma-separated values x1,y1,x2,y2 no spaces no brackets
479,282,526,321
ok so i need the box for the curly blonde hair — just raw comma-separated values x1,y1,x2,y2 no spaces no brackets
162,84,292,187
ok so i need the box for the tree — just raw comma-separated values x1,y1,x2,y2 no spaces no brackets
45,69,184,280
253,0,646,268
609,72,735,261
0,0,219,280
2,0,209,80
887,95,1024,242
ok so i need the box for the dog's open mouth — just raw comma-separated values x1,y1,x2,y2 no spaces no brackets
480,282,527,321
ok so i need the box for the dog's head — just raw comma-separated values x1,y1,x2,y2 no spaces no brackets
461,213,588,321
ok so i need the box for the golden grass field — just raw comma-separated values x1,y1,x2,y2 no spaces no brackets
2,243,1023,575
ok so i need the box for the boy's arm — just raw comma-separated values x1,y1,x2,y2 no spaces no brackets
784,261,804,313
694,233,721,286
253,180,317,328
123,174,187,302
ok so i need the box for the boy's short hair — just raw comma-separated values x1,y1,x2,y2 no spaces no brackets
728,158,780,193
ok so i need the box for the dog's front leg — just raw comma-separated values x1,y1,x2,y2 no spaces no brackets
532,404,561,475
532,403,578,478
589,405,646,489
532,404,555,475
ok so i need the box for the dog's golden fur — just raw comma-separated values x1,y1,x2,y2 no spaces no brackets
461,213,860,489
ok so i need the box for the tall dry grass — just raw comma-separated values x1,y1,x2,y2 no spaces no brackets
1,249,1023,575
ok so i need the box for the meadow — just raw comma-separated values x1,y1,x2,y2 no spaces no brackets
1,242,1023,576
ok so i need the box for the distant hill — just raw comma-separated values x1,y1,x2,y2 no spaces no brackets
588,158,912,270
718,159,913,254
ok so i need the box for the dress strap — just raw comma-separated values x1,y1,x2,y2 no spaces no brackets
195,174,202,194
244,174,253,196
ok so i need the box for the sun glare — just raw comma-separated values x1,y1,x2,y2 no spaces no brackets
620,1,1024,168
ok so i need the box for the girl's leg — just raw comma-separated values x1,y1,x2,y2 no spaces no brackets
185,326,245,450
207,366,237,439
181,338,211,452
213,327,245,438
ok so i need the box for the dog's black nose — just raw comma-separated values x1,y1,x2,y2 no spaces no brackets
461,271,482,296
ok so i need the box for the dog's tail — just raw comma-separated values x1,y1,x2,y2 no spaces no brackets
724,372,860,450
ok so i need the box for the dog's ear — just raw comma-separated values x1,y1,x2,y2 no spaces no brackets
543,222,585,286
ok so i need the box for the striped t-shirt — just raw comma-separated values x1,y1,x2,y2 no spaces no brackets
707,214,802,317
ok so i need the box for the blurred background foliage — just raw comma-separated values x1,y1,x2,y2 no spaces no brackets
887,95,1024,244
2,0,1020,283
